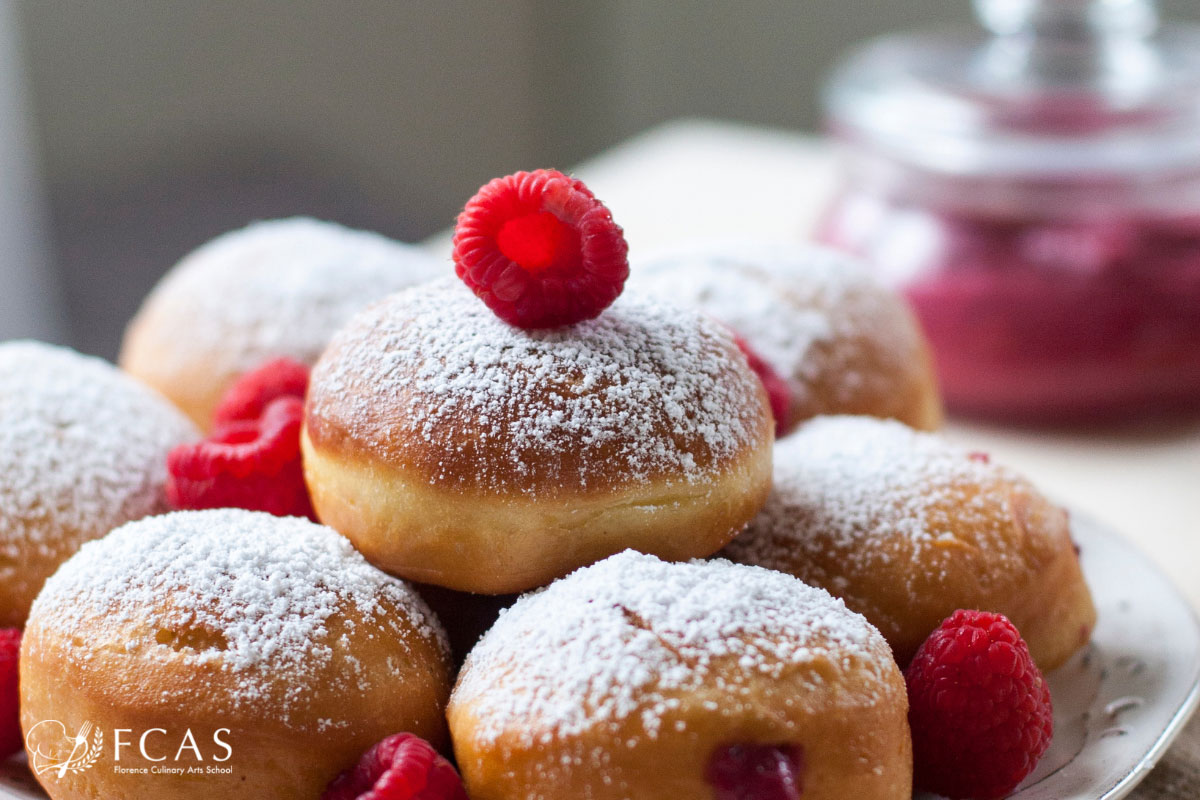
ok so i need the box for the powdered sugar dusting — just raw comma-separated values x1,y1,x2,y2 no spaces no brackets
0,341,197,562
30,509,447,718
129,217,446,375
629,240,917,410
451,550,890,746
724,416,1003,576
309,279,766,493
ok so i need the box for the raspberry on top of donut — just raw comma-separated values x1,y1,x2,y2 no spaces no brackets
306,280,770,498
450,550,894,747
27,509,448,725
453,169,629,329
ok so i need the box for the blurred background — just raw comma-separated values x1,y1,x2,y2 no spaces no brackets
0,0,1169,357
2,0,1199,359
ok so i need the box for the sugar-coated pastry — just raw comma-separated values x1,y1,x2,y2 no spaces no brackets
629,240,942,435
448,551,911,800
120,217,445,429
21,509,451,800
723,416,1096,670
303,279,774,594
0,340,197,628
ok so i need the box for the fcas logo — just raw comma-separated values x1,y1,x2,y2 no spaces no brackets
24,720,103,777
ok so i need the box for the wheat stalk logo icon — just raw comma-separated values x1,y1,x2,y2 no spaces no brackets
26,720,103,777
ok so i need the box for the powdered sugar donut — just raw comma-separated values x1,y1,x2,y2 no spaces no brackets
303,279,774,594
21,509,451,800
0,340,197,628
723,416,1096,670
120,217,445,429
447,550,911,800
628,240,941,435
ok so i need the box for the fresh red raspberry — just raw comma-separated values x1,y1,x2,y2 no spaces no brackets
212,357,310,428
906,610,1053,800
0,628,22,760
706,743,804,800
732,334,793,436
453,169,629,329
167,396,315,519
322,733,467,800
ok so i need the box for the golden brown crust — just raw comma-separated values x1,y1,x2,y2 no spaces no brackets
785,299,942,433
743,476,1092,669
305,283,774,498
0,342,197,627
629,241,943,435
0,516,162,630
724,417,1096,669
302,427,772,593
446,554,911,800
120,310,237,430
20,510,452,800
22,599,450,800
451,650,911,800
304,282,774,593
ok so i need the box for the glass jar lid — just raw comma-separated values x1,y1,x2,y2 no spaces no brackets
825,0,1200,177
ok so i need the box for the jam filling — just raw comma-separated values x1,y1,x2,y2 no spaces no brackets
706,742,805,800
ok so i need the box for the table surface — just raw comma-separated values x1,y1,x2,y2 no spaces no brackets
561,118,1200,612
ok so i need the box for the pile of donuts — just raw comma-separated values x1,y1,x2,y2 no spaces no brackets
0,170,1096,800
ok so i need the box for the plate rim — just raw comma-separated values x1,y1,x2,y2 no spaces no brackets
1081,511,1200,800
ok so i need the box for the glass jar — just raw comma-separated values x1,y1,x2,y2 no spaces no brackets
818,0,1200,423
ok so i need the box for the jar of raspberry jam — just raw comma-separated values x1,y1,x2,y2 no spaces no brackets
818,0,1200,423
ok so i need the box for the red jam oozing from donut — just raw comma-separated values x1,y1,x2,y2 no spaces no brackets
732,333,793,437
706,743,805,800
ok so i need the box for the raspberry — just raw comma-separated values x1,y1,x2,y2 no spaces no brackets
906,610,1053,799
212,357,310,428
322,733,467,800
0,628,21,760
167,396,315,519
732,334,793,436
453,169,629,329
705,743,804,800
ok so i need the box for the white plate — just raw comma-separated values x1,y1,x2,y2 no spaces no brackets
2,514,1197,799
919,513,1200,799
